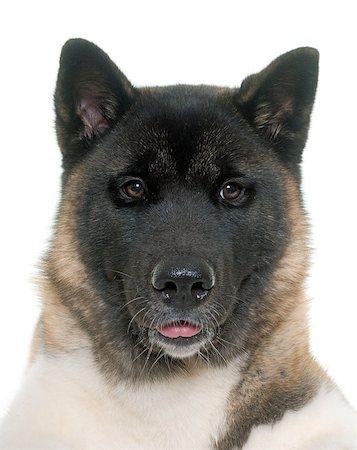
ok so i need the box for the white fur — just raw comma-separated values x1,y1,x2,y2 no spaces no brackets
0,352,240,449
0,352,355,450
244,385,357,450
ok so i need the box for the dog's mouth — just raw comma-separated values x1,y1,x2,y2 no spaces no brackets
145,320,216,359
157,320,202,339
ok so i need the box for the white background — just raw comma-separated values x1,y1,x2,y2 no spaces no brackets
0,0,356,418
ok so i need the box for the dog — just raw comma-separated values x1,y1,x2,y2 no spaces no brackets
0,39,355,450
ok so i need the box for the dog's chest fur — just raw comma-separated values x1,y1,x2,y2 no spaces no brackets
1,352,355,450
0,353,239,449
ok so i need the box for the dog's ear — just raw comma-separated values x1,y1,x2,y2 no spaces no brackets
55,38,137,166
235,47,319,165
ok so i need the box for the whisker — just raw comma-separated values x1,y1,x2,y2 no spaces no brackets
209,340,228,365
117,296,146,314
105,268,133,279
141,308,151,326
127,307,146,334
148,316,157,331
133,339,145,350
215,336,240,348
164,354,172,375
217,341,227,351
140,343,154,376
226,294,241,302
211,301,227,314
206,309,220,329
148,351,165,375
132,346,149,363
198,350,210,366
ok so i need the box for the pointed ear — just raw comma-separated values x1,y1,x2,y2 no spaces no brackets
55,38,137,164
235,47,319,165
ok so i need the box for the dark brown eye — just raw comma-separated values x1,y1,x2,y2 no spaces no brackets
123,179,146,199
220,181,242,202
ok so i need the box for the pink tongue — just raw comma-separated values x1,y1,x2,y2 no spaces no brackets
158,323,201,338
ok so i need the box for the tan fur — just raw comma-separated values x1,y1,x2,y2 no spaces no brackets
246,169,318,382
39,165,97,356
48,167,90,292
30,166,91,361
40,281,91,355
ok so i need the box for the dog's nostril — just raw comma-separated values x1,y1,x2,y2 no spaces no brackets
192,281,204,291
164,281,177,292
191,282,209,301
161,281,177,301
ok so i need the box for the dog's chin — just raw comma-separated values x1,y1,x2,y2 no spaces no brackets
147,325,216,359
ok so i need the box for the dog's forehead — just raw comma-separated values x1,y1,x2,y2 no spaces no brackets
130,89,243,181
144,126,224,181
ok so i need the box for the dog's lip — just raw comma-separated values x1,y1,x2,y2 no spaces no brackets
156,320,202,339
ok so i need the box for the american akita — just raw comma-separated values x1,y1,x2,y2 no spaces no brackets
0,39,355,449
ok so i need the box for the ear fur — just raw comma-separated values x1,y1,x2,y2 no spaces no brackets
236,47,319,165
55,38,137,166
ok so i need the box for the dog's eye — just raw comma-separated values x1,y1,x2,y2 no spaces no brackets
123,179,146,200
220,181,243,202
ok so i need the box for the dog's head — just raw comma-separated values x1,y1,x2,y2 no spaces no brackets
48,39,318,380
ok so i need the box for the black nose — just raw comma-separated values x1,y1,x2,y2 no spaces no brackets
151,256,215,308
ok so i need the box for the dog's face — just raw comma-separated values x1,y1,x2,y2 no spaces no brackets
50,40,318,380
